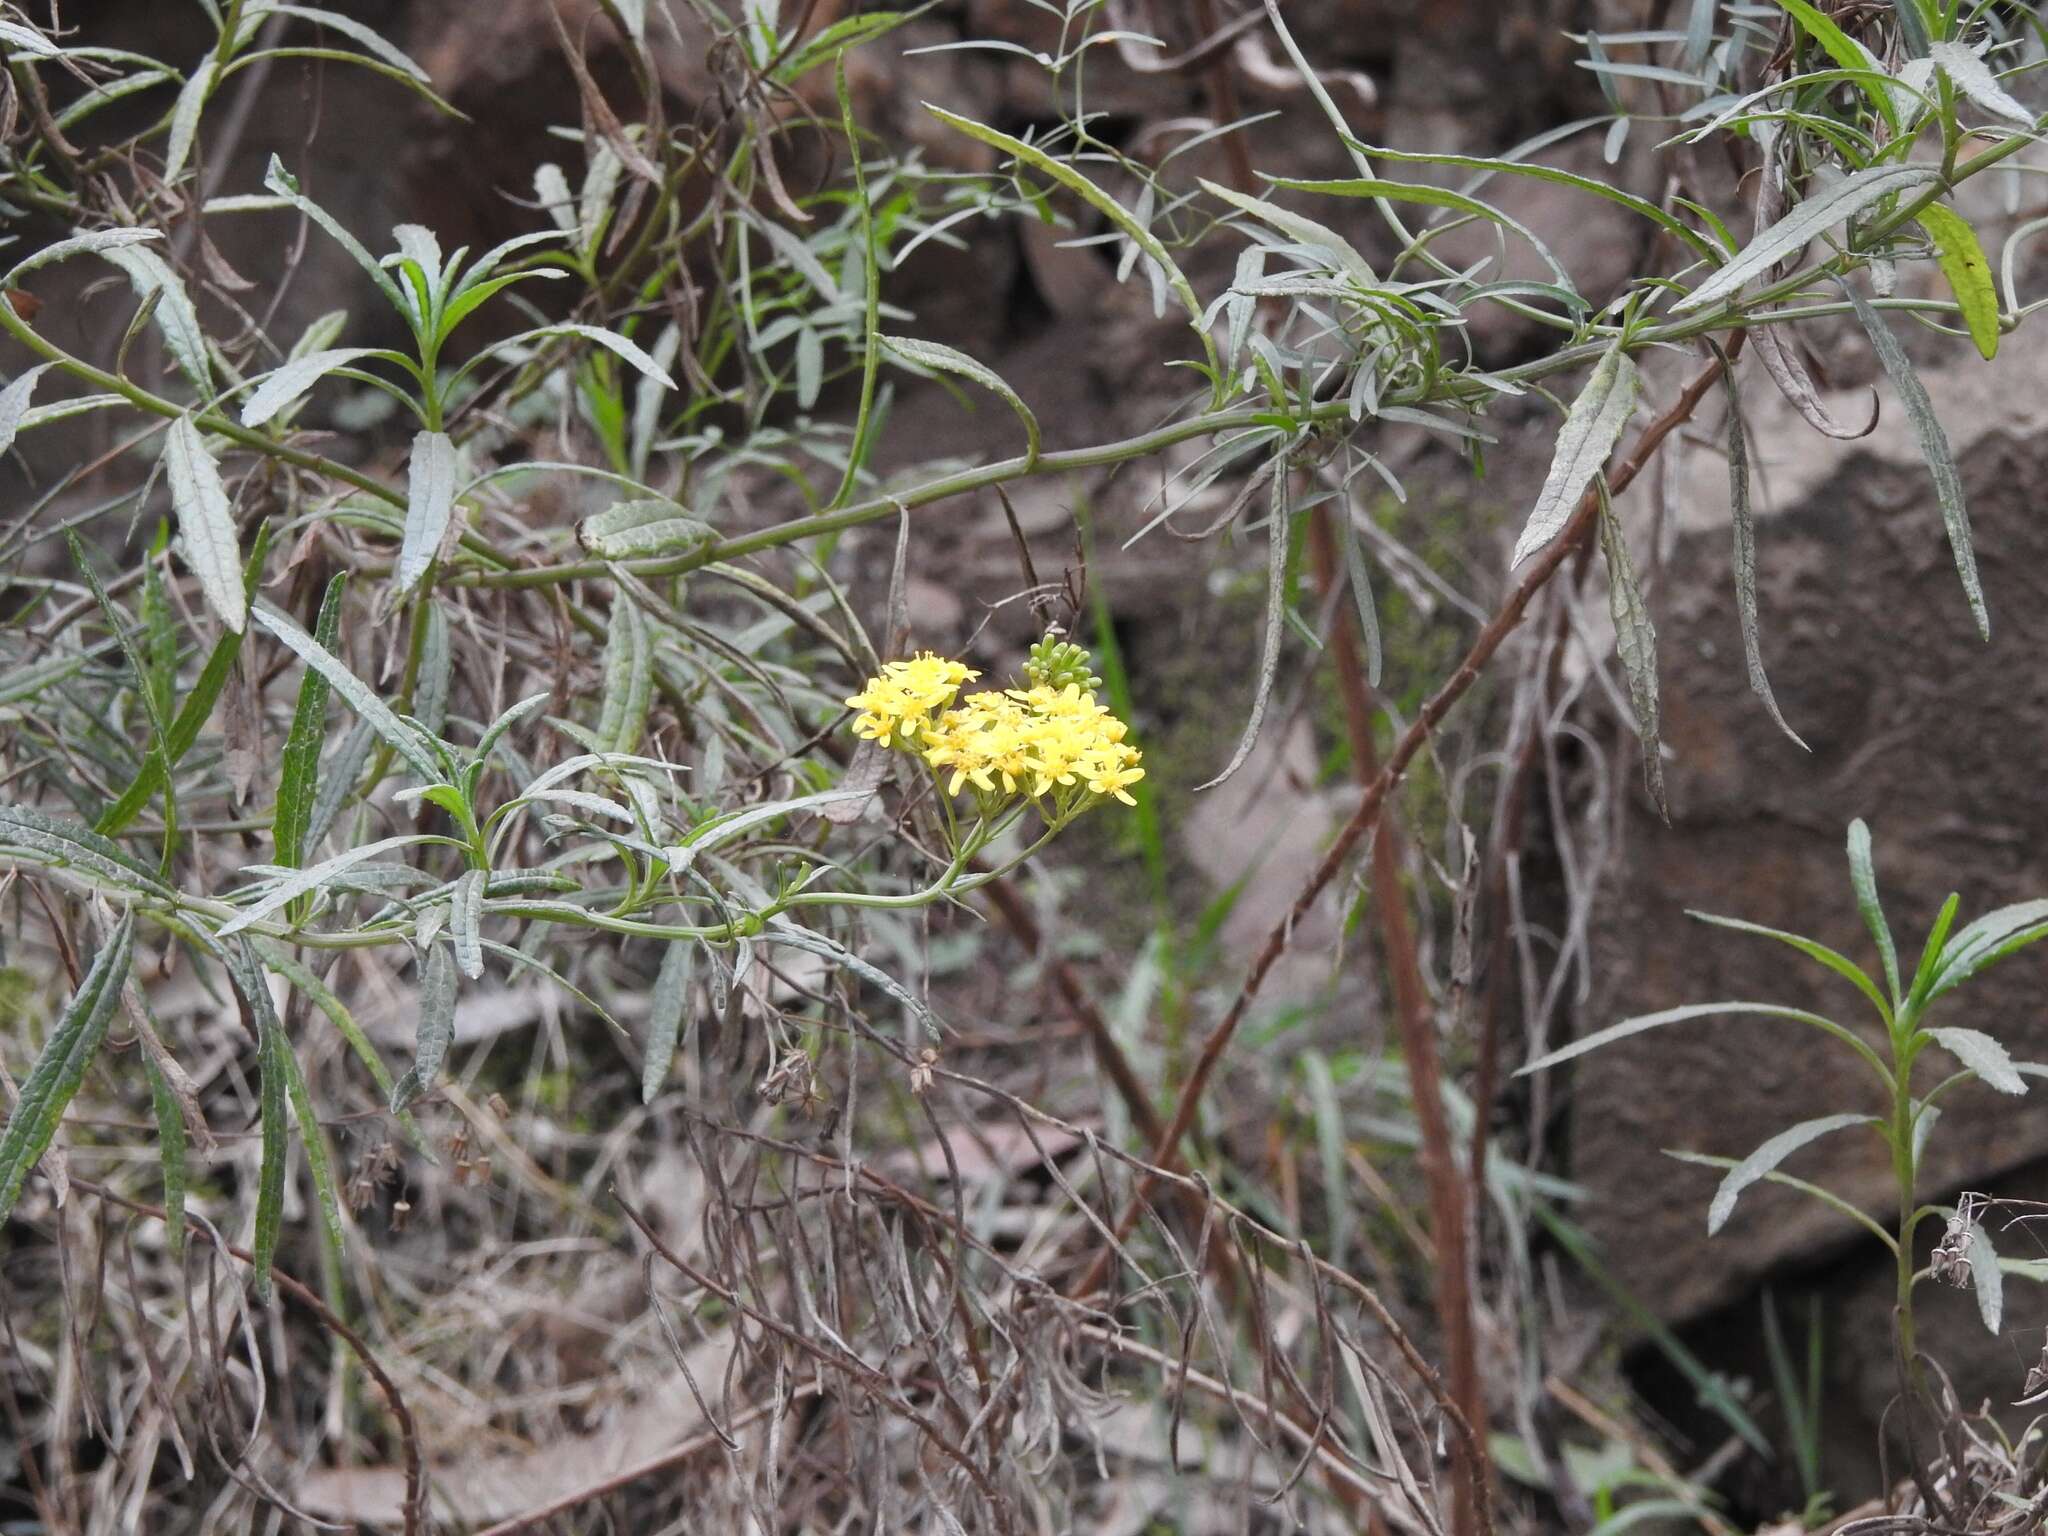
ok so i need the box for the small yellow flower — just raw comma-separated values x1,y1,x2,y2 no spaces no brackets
844,653,977,745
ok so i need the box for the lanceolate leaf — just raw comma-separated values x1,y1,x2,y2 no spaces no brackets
1675,165,1942,315
576,499,715,561
1513,344,1637,567
163,418,246,634
1724,380,1804,746
241,347,392,427
1688,910,1888,1018
0,365,51,460
1197,469,1290,790
139,1050,187,1257
500,323,677,391
102,245,213,396
451,869,485,980
1771,0,1898,130
1929,41,2036,127
1931,899,2048,995
217,937,290,1299
396,430,457,596
1843,280,1989,640
880,334,1041,464
275,573,346,870
1965,1213,2003,1332
1927,1026,2027,1094
163,56,215,185
1846,819,1901,1004
0,911,134,1225
252,602,442,780
0,804,174,897
1519,1000,1857,1076
1915,204,2000,360
1752,324,1877,440
1709,1113,1874,1234
1599,490,1665,815
595,596,651,756
641,938,696,1104
390,942,457,1112
220,834,440,935
3,227,162,286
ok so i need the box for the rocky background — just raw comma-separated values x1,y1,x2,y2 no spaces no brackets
18,0,2048,1514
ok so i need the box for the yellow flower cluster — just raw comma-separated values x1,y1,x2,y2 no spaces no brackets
844,651,1144,814
922,683,1146,806
845,653,979,745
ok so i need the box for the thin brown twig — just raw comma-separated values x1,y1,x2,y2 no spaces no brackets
70,1177,427,1536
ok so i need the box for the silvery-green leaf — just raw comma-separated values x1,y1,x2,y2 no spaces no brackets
274,572,346,870
1675,165,1942,314
391,943,457,1111
4,227,162,286
1931,899,2048,995
880,334,1040,463
219,833,438,935
252,602,442,780
1708,1113,1873,1234
534,162,576,233
576,498,715,560
140,1049,188,1256
163,418,245,633
595,597,651,755
1843,280,1988,640
1752,325,1876,439
102,245,213,395
163,57,215,185
0,912,132,1225
450,868,484,980
264,156,404,310
1929,41,2035,127
1520,1000,1846,1075
764,917,941,1039
1599,491,1665,815
1966,1213,2003,1332
1336,503,1382,687
262,5,432,80
241,347,388,427
502,322,676,390
396,430,456,596
1197,467,1291,790
475,692,551,765
1846,820,1899,1003
1911,1102,1940,1165
641,939,696,1104
1512,345,1637,567
1926,1026,2027,1094
1725,382,1805,747
0,804,172,895
0,20,62,55
216,936,289,1298
0,364,50,459
1200,178,1377,290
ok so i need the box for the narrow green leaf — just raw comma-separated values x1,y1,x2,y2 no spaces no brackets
1724,382,1804,746
251,601,442,780
220,937,291,1299
0,804,173,896
1926,1026,2027,1094
1888,0,1932,56
273,1017,346,1257
927,104,1215,377
1265,175,1571,287
260,5,433,81
1335,503,1382,687
275,573,346,870
241,347,392,427
163,57,215,185
102,245,213,396
139,1049,187,1258
0,20,62,56
1771,0,1899,129
1709,1113,1874,1234
499,322,676,391
880,334,1041,464
1336,138,1720,263
1197,467,1289,789
1201,179,1378,290
0,912,134,1224
390,942,457,1111
1929,41,2035,127
163,418,245,633
1931,898,2048,995
1513,344,1636,567
1675,165,1943,315
1688,910,1889,1020
220,832,439,935
259,945,428,1154
1519,1000,1857,1076
1915,204,1999,360
3,228,162,286
0,365,51,459
1599,489,1665,815
263,156,405,311
450,869,484,980
395,429,456,597
641,939,696,1103
1965,1213,2003,1332
1845,820,1900,1005
575,499,715,560
1843,279,1988,640
594,596,651,756
1908,892,1961,1004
